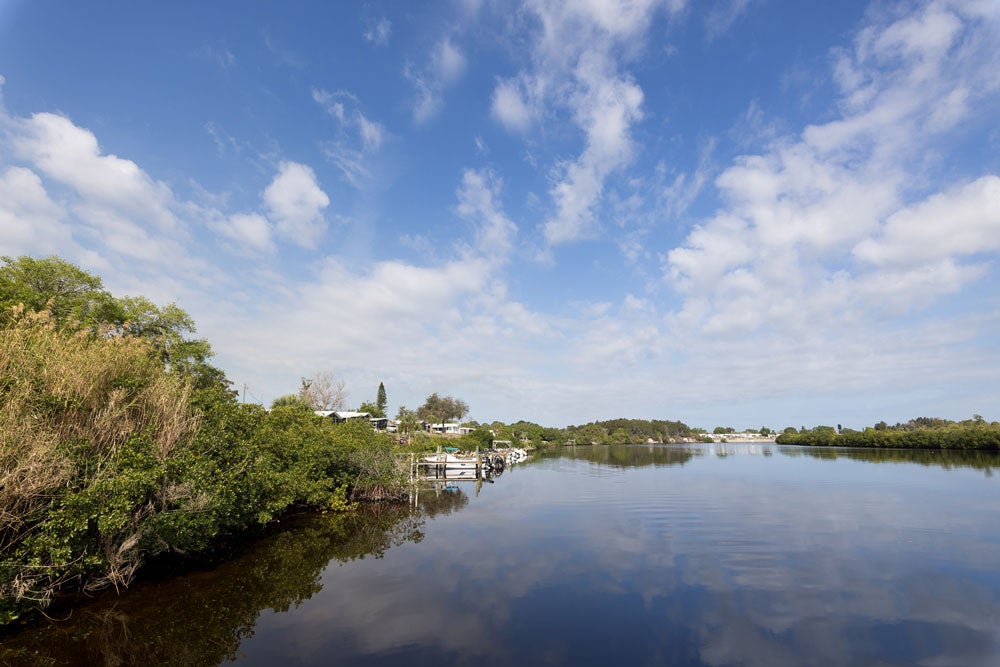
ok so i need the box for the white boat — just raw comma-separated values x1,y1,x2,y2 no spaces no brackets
423,453,478,469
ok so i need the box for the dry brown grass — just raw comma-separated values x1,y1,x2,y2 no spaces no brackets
0,308,199,592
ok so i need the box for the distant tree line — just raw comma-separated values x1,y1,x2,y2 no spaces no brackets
563,418,694,445
775,416,1000,450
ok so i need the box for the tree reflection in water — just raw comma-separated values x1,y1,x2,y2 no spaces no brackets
537,443,698,468
0,492,466,667
780,445,999,475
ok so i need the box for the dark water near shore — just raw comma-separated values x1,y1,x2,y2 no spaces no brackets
4,443,1000,666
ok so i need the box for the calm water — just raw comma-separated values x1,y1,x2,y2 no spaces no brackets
4,443,1000,666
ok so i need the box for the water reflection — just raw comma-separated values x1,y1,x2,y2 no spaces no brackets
537,442,699,467
781,444,999,475
4,445,1000,666
0,503,432,666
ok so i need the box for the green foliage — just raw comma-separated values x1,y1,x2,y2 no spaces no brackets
416,392,469,424
270,394,312,410
457,428,494,450
0,311,198,624
402,430,440,452
564,418,694,445
0,255,109,328
0,255,225,390
775,417,1000,450
376,381,387,418
0,256,407,626
394,406,419,443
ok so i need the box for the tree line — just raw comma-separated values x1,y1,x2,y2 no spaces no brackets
774,416,1000,450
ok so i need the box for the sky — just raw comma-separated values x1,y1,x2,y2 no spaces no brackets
0,0,998,430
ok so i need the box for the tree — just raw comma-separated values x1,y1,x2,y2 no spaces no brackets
299,371,348,411
1,255,224,390
358,401,378,416
376,382,387,418
395,406,419,442
270,394,312,410
1,255,109,328
416,392,469,427
610,428,630,445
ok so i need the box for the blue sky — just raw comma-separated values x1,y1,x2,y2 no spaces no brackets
1,0,998,429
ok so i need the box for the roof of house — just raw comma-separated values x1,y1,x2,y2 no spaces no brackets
314,410,370,419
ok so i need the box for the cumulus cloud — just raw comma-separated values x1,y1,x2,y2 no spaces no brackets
10,111,179,234
489,0,677,247
263,161,330,248
544,58,644,244
0,166,69,255
853,176,1000,267
216,212,275,254
656,0,1000,402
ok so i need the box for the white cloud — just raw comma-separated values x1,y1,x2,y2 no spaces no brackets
312,87,348,122
312,87,385,182
406,37,468,124
657,0,1000,400
217,212,275,254
312,87,384,150
544,57,644,244
10,111,179,233
455,168,518,260
433,38,466,83
196,44,236,70
263,161,330,248
356,114,384,151
853,175,1000,267
363,16,392,46
491,78,532,132
0,166,69,256
705,0,755,39
489,0,672,247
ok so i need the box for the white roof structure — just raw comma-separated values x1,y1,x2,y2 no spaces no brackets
314,410,371,420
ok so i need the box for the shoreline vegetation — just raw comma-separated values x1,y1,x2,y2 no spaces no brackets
1,255,997,627
774,417,1000,450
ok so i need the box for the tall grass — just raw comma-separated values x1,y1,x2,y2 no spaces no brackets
0,308,197,620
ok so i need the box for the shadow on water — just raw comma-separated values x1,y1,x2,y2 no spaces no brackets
0,490,470,667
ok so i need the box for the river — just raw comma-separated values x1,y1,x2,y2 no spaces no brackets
4,443,1000,666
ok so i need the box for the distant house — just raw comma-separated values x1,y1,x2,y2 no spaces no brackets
315,410,370,424
428,422,462,434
